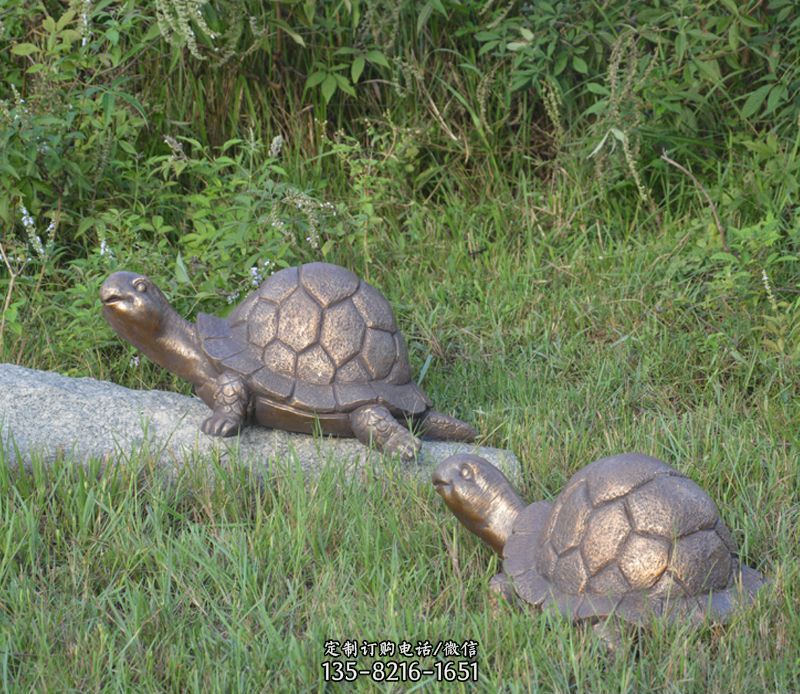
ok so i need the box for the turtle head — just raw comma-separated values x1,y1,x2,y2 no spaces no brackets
101,271,215,386
433,454,526,556
100,271,174,349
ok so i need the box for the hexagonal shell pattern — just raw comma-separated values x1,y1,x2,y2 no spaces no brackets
493,453,766,625
296,345,336,385
361,329,397,379
300,262,360,307
228,292,259,329
387,334,411,384
671,530,732,594
320,300,366,367
259,266,300,303
588,563,630,596
551,550,588,594
582,453,674,505
617,534,670,590
548,482,592,555
246,301,278,348
627,475,719,538
196,262,429,417
263,341,297,376
277,289,322,352
580,501,630,575
351,282,397,331
335,358,371,383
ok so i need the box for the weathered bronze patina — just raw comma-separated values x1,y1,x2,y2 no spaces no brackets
433,452,765,625
100,262,476,459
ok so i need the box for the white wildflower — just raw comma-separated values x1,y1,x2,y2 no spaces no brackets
10,86,28,121
163,135,187,161
20,205,33,229
249,265,264,287
269,134,284,158
19,204,45,258
80,0,92,46
761,268,779,312
31,235,44,258
99,238,115,259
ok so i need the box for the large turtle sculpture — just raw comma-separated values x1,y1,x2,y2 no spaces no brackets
433,452,765,627
100,262,476,459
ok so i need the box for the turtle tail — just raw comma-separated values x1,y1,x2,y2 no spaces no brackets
418,410,477,442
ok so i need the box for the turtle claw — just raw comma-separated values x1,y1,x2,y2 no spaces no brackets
385,432,422,462
201,413,242,437
489,573,516,603
350,404,421,461
203,373,247,437
592,621,625,655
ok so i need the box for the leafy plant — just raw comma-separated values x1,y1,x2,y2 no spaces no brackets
1,2,150,237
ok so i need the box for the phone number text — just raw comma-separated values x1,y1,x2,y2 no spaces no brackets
322,660,478,683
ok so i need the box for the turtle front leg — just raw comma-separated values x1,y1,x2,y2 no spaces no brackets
350,404,421,461
488,572,516,614
201,372,249,437
488,572,516,602
591,620,626,655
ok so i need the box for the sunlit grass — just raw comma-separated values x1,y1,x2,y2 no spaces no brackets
1,198,798,689
0,434,795,691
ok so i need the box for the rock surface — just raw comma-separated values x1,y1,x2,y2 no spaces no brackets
0,364,519,480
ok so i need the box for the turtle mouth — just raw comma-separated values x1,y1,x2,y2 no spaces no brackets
99,286,128,306
431,471,451,495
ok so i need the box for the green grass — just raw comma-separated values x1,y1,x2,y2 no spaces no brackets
1,198,798,691
0,445,795,692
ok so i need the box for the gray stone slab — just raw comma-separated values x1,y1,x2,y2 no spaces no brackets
0,364,519,481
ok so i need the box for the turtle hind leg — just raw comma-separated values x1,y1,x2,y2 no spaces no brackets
350,404,421,461
201,373,249,437
417,410,477,442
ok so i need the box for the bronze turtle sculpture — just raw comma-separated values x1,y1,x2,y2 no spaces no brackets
100,262,476,459
433,453,765,625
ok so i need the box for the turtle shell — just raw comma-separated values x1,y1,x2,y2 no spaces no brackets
196,262,430,415
503,453,765,624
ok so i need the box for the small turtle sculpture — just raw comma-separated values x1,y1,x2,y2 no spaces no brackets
433,453,765,626
100,262,476,459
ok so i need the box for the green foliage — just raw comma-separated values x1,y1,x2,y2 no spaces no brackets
467,1,598,91
0,125,339,370
305,48,389,104
0,0,797,368
0,3,148,225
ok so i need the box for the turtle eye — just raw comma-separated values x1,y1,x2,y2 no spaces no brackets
460,465,473,480
133,279,147,292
